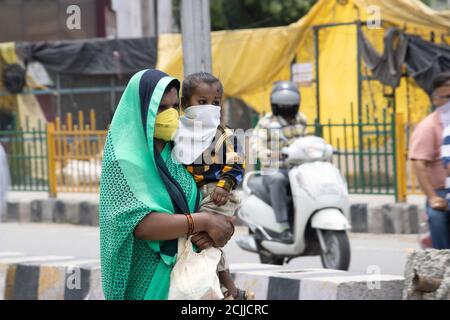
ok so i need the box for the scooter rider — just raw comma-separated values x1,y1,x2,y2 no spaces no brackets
252,81,307,243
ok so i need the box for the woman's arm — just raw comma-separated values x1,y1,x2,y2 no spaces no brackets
134,212,235,247
134,212,206,240
412,160,447,209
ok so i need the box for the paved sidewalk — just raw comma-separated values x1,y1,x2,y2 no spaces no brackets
0,223,418,275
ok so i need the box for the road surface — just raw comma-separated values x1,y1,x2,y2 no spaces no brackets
0,223,419,275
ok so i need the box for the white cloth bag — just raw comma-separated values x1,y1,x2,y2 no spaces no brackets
168,237,224,300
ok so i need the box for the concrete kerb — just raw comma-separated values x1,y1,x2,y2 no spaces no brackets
0,254,104,300
229,264,405,300
30,200,43,223
0,255,76,300
2,198,99,227
41,198,57,223
79,201,99,226
403,249,450,300
4,200,32,223
350,203,422,234
2,197,424,234
30,259,103,300
0,255,405,300
300,275,405,300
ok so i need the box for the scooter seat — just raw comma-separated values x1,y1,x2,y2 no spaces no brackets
247,176,272,206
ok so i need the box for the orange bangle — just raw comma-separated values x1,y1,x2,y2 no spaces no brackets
189,214,195,235
185,214,195,236
185,214,191,236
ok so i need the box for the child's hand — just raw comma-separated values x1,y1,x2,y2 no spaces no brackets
211,187,230,206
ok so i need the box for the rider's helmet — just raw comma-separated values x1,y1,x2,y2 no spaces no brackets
270,81,301,119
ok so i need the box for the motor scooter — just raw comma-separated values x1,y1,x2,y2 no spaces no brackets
236,135,352,270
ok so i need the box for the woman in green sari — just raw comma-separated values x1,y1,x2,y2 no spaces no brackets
99,69,235,300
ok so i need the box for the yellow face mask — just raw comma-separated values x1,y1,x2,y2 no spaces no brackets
154,107,179,141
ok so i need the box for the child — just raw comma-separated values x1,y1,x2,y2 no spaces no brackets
173,72,253,300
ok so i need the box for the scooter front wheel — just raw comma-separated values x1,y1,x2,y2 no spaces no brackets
319,230,351,271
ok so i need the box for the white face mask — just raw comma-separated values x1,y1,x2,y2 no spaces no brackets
438,100,450,129
172,105,221,164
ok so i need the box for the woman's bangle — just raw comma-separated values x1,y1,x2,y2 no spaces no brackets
185,214,195,236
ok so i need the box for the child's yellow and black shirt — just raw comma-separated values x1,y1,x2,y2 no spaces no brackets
185,124,245,192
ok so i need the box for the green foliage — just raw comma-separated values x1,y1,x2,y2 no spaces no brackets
173,0,317,31
172,0,436,32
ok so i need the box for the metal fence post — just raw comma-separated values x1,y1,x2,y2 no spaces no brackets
314,117,323,137
394,112,407,202
47,123,57,198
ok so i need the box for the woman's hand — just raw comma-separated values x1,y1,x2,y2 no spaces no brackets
429,196,448,210
193,212,236,248
191,232,214,250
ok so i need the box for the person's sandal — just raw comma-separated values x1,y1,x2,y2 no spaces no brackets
223,288,255,300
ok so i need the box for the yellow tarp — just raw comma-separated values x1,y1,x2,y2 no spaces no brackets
0,42,47,180
156,0,450,130
0,42,19,115
0,42,47,130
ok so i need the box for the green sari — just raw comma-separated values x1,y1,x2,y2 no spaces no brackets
99,69,199,300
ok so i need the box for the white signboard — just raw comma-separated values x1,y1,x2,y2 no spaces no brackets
27,62,54,87
292,63,313,86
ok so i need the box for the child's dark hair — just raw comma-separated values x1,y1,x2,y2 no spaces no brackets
182,72,223,100
432,72,450,94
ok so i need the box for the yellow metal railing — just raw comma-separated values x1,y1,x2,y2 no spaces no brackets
394,113,407,202
44,110,421,200
47,110,107,196
405,119,423,196
395,113,424,199
407,160,423,195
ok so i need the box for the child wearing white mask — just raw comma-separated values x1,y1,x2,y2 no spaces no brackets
172,72,253,300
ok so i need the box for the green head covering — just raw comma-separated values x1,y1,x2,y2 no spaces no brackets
99,69,199,300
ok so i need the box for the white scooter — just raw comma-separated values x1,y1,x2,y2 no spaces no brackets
236,135,352,270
